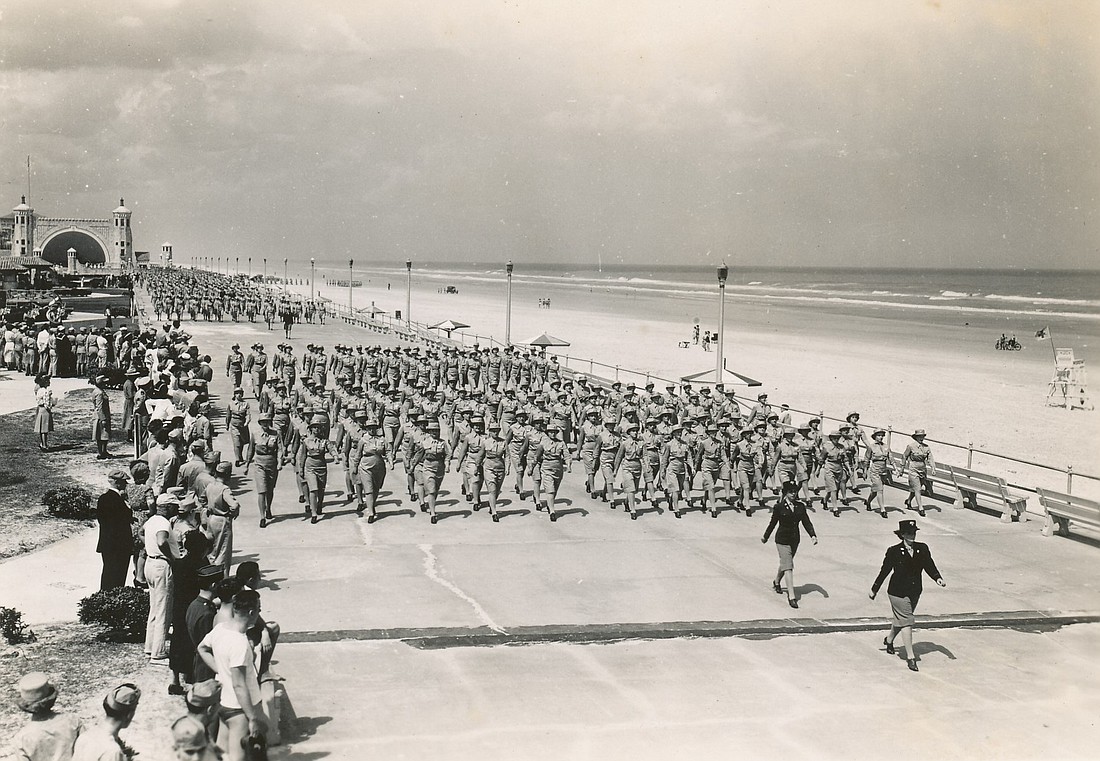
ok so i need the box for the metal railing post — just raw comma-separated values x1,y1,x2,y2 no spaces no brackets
967,442,974,469
1067,465,1074,494
615,365,620,381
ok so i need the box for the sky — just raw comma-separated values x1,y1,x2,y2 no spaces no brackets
0,0,1097,270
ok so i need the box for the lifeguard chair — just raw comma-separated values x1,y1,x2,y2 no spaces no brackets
1046,348,1092,410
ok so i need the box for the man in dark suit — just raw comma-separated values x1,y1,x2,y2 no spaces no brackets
869,519,947,672
97,470,135,590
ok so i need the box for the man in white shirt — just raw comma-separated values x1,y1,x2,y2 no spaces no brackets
143,494,181,665
197,589,267,761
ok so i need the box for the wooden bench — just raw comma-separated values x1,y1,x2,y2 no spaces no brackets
949,465,1028,523
1036,488,1100,538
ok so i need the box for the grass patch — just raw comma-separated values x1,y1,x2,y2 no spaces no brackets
0,387,130,560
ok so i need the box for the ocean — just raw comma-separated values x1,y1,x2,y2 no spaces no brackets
310,262,1100,324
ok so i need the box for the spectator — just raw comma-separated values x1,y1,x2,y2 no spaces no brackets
96,470,134,590
187,568,226,686
71,684,141,761
90,375,112,460
144,493,182,666
10,672,82,761
197,588,268,761
170,716,220,761
126,461,155,589
33,375,54,451
183,679,223,746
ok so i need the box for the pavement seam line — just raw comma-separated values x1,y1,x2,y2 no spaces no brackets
418,543,507,634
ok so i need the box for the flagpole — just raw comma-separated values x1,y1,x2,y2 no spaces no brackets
1047,329,1058,364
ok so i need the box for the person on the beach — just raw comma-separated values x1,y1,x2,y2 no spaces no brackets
870,519,947,672
861,429,892,518
355,417,389,522
33,374,54,451
762,481,818,609
903,429,935,517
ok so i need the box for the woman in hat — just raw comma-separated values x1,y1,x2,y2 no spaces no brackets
303,415,331,524
32,374,54,451
505,410,531,500
659,425,693,517
204,462,239,573
455,416,488,510
225,386,251,468
861,429,893,518
530,423,568,520
597,415,622,504
411,420,451,524
251,413,283,528
821,430,849,517
10,672,83,761
91,374,112,460
355,417,389,522
870,519,947,672
762,481,818,609
613,422,644,519
480,420,508,520
903,429,935,516
576,407,602,498
169,527,212,695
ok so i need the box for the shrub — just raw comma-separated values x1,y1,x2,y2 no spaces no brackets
78,587,149,642
43,487,96,520
0,606,35,644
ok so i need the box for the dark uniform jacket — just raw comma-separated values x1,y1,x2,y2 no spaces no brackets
96,489,133,554
872,541,942,600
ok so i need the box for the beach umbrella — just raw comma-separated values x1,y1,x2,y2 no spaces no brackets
525,332,571,348
430,319,470,332
681,363,761,388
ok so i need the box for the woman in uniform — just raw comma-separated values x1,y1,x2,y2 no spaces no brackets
455,416,487,511
695,423,725,518
530,423,568,521
303,415,330,524
203,461,239,575
659,426,692,518
225,387,252,468
870,520,947,672
861,429,892,518
762,481,818,609
411,420,451,524
355,418,389,522
576,408,602,498
902,429,935,517
250,412,283,528
480,420,508,521
821,430,849,517
597,416,622,505
613,422,644,519
505,410,530,500
33,374,54,451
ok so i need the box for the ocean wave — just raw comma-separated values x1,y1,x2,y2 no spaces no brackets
985,293,1100,308
939,290,972,298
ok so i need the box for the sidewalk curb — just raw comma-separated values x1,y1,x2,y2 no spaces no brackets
280,609,1100,649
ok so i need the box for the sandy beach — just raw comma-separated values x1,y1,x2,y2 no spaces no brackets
288,270,1099,498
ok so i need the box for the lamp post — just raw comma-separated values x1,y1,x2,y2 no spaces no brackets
248,257,252,279
283,257,288,295
263,258,267,283
405,258,412,326
716,263,729,380
217,257,222,276
505,260,514,346
348,258,354,316
310,257,315,303
235,256,239,277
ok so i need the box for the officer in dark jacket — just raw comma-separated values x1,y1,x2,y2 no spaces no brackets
97,470,135,590
869,520,947,672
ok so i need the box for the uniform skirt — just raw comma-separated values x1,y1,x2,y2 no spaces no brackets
253,456,279,493
888,593,918,627
776,541,798,573
34,407,53,433
358,459,386,494
92,418,110,441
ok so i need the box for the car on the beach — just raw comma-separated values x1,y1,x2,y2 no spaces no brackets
444,285,458,294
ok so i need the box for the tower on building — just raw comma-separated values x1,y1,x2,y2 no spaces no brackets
113,199,133,264
12,195,34,256
162,242,173,266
